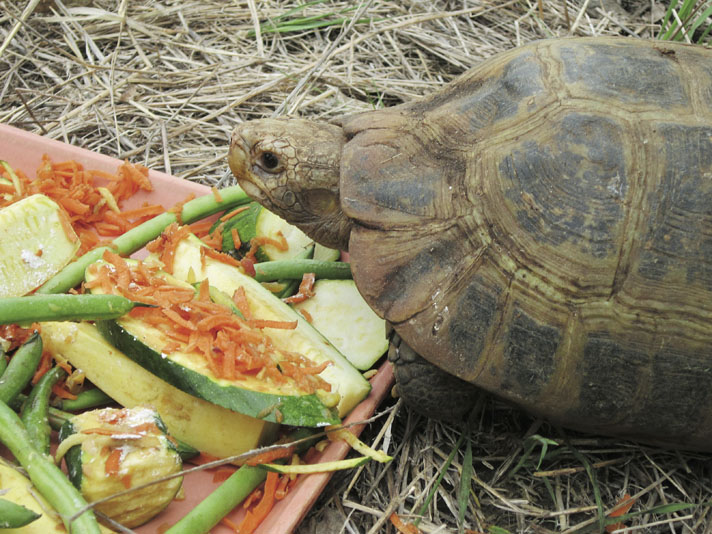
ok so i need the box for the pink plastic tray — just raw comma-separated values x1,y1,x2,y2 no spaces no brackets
0,123,394,534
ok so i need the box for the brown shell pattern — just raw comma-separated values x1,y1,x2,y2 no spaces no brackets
340,37,712,450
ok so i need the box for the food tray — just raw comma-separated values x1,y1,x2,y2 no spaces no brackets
0,123,395,534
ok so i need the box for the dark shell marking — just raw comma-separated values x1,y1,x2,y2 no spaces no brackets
342,37,712,451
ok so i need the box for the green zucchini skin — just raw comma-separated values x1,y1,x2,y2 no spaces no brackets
95,319,341,427
0,497,41,528
58,420,82,489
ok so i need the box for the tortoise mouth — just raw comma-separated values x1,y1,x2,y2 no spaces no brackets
227,131,268,202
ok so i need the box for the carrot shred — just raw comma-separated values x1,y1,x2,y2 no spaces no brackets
202,246,241,267
87,228,332,390
249,319,298,330
212,468,236,483
242,488,262,510
283,273,316,304
245,446,295,466
0,155,165,255
220,205,249,222
606,494,636,533
211,186,223,202
220,517,239,533
389,513,422,534
238,471,279,534
230,227,241,250
31,350,53,384
275,473,291,500
51,383,78,400
105,448,122,478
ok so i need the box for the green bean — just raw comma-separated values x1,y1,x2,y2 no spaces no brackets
165,465,266,534
0,400,101,534
0,333,42,404
37,185,249,295
0,294,146,325
180,186,249,225
253,259,352,282
0,351,8,376
276,245,314,299
9,392,71,431
166,428,317,534
59,387,113,412
0,497,41,528
21,366,65,456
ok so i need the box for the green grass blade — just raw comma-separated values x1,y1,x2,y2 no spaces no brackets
457,433,473,534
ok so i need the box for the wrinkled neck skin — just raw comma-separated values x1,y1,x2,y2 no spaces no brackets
228,118,352,251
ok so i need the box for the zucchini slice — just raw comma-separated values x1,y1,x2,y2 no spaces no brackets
219,202,338,261
0,460,114,534
0,194,80,297
58,407,182,529
171,234,371,419
40,321,278,459
84,253,357,427
292,279,388,370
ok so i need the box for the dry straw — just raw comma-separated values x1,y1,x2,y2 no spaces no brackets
1,1,711,533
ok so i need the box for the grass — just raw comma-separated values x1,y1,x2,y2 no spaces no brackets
658,0,712,43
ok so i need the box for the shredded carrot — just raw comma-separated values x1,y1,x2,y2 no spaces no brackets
0,155,165,255
51,382,78,400
606,494,636,533
201,246,241,268
232,286,252,319
89,243,331,390
241,256,256,277
105,448,122,477
230,227,241,250
220,205,250,222
389,513,422,534
211,186,223,202
249,319,298,330
283,272,316,304
212,468,236,483
167,192,196,223
275,473,291,500
238,471,279,534
220,517,239,533
0,324,37,352
245,446,295,466
31,350,53,384
298,309,313,323
187,219,215,238
82,428,122,436
242,488,262,510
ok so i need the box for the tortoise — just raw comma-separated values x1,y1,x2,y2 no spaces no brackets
227,36,712,452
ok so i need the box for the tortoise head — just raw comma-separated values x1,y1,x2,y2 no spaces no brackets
228,118,351,251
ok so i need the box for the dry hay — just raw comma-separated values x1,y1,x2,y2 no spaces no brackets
1,1,712,533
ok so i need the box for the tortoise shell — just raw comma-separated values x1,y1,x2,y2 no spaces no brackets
338,37,712,450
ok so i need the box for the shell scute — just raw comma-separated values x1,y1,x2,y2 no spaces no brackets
500,307,561,400
558,42,691,109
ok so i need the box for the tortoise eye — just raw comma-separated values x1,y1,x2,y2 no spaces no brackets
259,151,280,171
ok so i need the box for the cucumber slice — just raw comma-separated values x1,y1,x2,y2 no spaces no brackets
292,280,388,370
171,234,371,419
0,194,80,297
219,202,314,261
40,321,278,459
313,242,341,262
